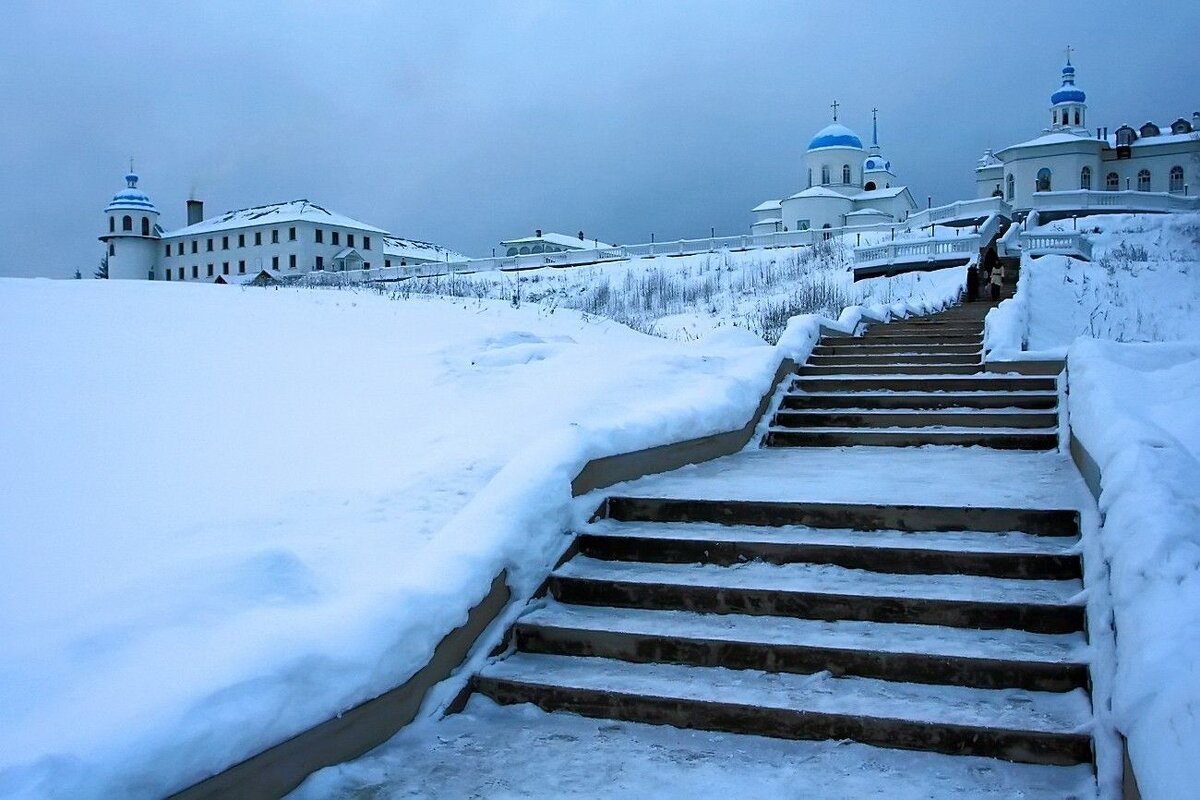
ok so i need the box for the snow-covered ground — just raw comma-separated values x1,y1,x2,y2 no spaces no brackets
986,212,1200,357
1067,339,1200,800
376,234,955,343
0,265,961,799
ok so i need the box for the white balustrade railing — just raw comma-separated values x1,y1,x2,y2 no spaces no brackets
1031,189,1199,214
906,197,1014,230
1019,231,1093,261
854,234,982,265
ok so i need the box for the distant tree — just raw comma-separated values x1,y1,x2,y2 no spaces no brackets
74,269,82,279
94,255,108,279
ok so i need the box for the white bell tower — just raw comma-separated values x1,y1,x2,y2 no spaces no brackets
99,167,161,280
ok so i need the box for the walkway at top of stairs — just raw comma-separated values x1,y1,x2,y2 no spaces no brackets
597,447,1090,513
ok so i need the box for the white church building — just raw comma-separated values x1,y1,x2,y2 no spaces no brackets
99,173,463,282
751,109,919,235
974,56,1200,211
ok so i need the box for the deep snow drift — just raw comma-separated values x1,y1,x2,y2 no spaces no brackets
0,265,961,799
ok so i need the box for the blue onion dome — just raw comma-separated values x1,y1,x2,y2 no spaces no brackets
1051,62,1086,105
105,172,158,213
807,123,864,151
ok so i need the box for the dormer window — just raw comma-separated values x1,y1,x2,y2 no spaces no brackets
1115,126,1137,147
1139,122,1160,138
1170,118,1192,135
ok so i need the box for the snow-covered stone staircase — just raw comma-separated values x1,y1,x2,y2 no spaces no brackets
766,305,1060,449
473,495,1094,770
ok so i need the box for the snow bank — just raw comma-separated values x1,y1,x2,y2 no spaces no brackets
0,267,962,798
1067,338,1200,800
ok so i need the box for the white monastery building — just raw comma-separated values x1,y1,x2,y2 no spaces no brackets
751,107,919,235
99,174,463,282
975,56,1200,211
500,230,612,257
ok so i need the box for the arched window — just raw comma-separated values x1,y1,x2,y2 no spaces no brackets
141,217,150,236
1080,166,1091,190
109,217,115,233
1074,109,1081,126
807,168,812,188
1036,168,1052,192
864,181,877,191
821,223,832,241
108,243,115,256
820,165,830,185
1006,173,1014,200
1137,169,1151,192
1106,172,1119,191
1169,166,1184,193
122,215,132,231
842,164,851,184
506,247,517,256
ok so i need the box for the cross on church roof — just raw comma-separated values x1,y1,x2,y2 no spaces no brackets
831,99,839,122
1065,44,1073,64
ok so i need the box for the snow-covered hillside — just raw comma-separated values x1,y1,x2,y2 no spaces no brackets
0,270,962,798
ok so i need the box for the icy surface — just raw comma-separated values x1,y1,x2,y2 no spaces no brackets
524,603,1088,663
480,654,1093,731
290,696,1097,799
557,556,1083,605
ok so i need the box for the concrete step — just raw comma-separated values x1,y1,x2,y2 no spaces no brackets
851,333,983,345
813,342,983,356
781,390,1058,410
764,426,1059,450
576,520,1081,580
798,363,983,376
515,603,1089,691
547,557,1085,633
473,654,1094,765
808,353,982,366
793,375,1057,393
597,497,1081,537
772,409,1059,430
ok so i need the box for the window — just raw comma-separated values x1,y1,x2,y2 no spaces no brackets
141,217,150,236
148,270,155,281
842,164,851,184
820,165,830,185
123,215,132,231
165,270,171,281
363,236,370,250
332,231,340,246
177,243,184,255
1006,173,1015,200
206,238,213,252
289,254,296,269
272,256,279,270
1074,109,1081,126
864,181,877,191
1106,172,1119,191
108,243,115,256
238,259,245,274
207,264,213,277
347,233,355,248
315,229,323,243
385,259,391,269
363,262,370,270
1080,166,1091,190
1116,126,1136,147
109,217,115,232
271,229,279,244
192,240,198,254
1036,168,1052,192
178,267,184,280
1137,169,1151,191
1170,166,1184,193
222,262,229,275
192,265,198,279
254,231,262,246
289,227,296,241
222,236,229,250
796,219,810,231
807,168,812,188
315,256,324,270
238,233,245,248
165,245,171,257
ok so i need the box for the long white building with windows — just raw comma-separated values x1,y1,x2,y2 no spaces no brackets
99,174,463,282
975,58,1200,211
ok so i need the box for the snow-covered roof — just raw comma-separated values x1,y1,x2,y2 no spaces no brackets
786,186,851,200
105,173,158,214
854,186,908,200
1104,129,1199,148
999,131,1103,152
382,236,466,263
751,217,783,225
807,123,864,152
500,232,612,249
332,247,361,260
845,207,889,217
163,199,390,238
976,149,1003,169
751,200,782,212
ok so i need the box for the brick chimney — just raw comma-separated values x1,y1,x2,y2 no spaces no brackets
187,200,204,226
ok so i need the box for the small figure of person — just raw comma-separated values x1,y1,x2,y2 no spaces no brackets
989,261,1004,301
966,264,980,301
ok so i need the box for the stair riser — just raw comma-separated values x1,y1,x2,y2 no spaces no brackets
781,393,1058,410
513,625,1089,692
773,411,1058,429
600,497,1080,536
808,354,982,366
835,335,982,345
812,344,982,356
575,535,1081,580
765,430,1058,450
799,364,982,376
473,678,1092,766
793,376,1056,392
548,577,1086,634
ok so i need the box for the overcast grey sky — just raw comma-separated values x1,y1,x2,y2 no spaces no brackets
1,1,1197,278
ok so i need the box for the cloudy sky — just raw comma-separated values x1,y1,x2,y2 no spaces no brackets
1,1,1196,278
